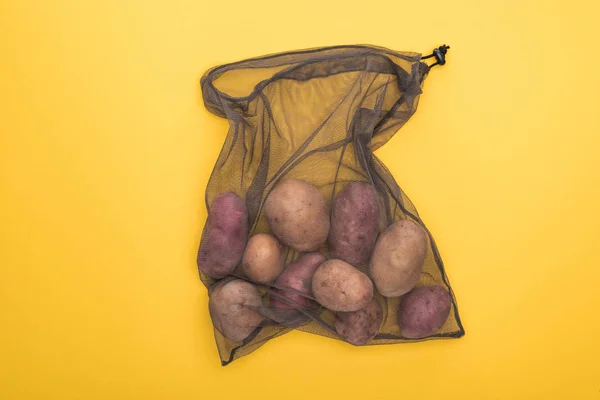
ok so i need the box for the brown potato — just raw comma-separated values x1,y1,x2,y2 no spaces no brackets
197,192,248,279
398,285,451,339
270,252,326,311
369,220,427,297
209,279,264,342
265,179,329,251
328,181,380,266
335,299,383,345
312,259,373,312
242,233,284,284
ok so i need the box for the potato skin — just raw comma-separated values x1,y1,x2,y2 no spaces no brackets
265,179,330,252
270,252,326,311
335,299,383,345
398,285,451,339
369,220,427,297
209,279,264,342
328,182,380,266
242,234,284,284
312,259,374,312
197,192,248,279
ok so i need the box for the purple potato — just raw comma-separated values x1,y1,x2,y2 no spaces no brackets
197,192,248,279
335,299,383,345
398,285,451,339
329,181,380,266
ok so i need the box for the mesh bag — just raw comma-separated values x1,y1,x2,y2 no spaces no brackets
198,45,464,365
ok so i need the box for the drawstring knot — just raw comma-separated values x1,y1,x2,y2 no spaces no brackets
422,45,450,68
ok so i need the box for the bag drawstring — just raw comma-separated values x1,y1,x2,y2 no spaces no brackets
422,45,450,68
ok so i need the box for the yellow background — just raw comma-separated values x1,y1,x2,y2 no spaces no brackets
1,0,599,398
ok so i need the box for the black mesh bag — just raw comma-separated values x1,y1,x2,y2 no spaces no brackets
198,45,464,365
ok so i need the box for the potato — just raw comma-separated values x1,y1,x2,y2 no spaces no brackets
209,279,264,342
398,285,451,339
328,181,380,266
335,299,383,345
197,192,248,279
270,252,326,311
265,179,329,251
242,233,284,284
312,259,373,312
369,220,427,297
